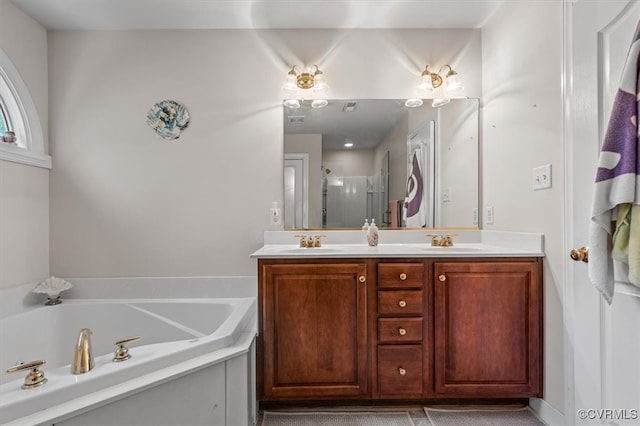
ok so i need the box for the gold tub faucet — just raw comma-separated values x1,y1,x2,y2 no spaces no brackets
71,328,94,374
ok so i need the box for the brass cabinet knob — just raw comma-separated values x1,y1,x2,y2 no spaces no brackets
6,360,48,389
438,274,446,282
359,276,366,283
570,246,589,262
399,273,407,281
398,367,407,376
398,327,407,336
398,300,407,308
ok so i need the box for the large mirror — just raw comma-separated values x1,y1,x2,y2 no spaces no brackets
283,98,479,229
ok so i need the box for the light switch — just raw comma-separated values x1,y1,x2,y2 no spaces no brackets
532,164,552,190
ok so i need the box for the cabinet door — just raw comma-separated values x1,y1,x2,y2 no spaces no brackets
260,262,368,400
433,261,542,397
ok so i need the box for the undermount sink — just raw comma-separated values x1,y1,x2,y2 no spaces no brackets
423,246,485,252
275,247,346,254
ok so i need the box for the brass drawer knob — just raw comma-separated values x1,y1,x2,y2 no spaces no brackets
439,274,446,282
359,276,366,283
399,273,407,281
398,327,407,336
398,367,407,376
398,300,407,308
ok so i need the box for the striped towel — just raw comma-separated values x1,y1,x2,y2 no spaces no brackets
589,19,640,304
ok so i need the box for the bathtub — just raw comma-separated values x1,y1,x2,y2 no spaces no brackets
0,297,257,425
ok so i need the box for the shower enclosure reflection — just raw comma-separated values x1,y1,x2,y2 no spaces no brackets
321,153,389,228
283,98,479,229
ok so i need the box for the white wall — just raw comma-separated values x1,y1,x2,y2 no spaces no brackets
48,28,481,278
482,0,564,414
438,99,479,227
0,0,49,290
322,149,376,177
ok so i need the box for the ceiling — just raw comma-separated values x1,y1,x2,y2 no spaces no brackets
10,0,505,30
10,0,503,151
284,99,409,151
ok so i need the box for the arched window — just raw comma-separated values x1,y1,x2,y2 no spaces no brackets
0,48,51,169
0,103,8,135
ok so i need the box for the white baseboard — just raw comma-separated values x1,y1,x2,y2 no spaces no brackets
530,397,565,425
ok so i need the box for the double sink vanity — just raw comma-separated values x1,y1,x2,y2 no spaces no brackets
251,230,544,403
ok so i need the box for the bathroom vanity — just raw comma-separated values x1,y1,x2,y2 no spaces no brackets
252,231,543,403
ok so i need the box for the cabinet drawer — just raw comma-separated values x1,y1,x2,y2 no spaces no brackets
377,345,423,397
378,263,424,288
378,291,423,315
378,318,423,342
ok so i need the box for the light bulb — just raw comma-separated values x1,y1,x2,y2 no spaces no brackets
404,98,424,108
312,99,328,108
283,99,300,109
431,98,451,108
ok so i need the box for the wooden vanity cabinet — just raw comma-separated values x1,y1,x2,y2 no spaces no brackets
257,256,542,402
374,261,431,399
433,260,543,397
258,260,369,401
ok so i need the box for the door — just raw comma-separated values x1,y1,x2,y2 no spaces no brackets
283,153,308,228
566,1,640,424
433,261,542,397
259,261,368,400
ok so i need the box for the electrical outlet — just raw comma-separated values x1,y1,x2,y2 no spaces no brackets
442,187,451,202
473,207,478,225
532,164,552,190
485,206,494,225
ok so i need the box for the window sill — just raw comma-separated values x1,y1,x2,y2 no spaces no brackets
0,143,51,169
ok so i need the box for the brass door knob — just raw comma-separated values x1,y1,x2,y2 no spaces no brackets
359,276,366,283
399,273,407,280
570,246,589,262
398,327,407,336
398,367,407,376
6,360,48,389
439,274,446,282
398,300,407,308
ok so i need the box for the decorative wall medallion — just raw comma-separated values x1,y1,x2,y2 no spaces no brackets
146,100,190,140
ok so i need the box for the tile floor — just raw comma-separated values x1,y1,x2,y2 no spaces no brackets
257,405,431,425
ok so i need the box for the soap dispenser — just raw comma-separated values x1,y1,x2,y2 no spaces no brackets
362,219,369,230
367,219,379,247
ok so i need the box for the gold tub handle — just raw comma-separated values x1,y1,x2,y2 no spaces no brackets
113,336,142,362
6,360,48,389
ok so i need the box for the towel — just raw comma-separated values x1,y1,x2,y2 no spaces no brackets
404,149,427,227
589,20,640,304
389,200,401,227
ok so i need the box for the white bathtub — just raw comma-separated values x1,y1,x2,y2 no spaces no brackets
0,298,257,425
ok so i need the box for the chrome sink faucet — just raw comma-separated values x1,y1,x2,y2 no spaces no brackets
71,328,94,374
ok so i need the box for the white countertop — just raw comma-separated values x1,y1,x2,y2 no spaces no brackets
251,230,545,259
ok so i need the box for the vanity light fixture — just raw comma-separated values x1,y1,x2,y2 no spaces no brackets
405,64,464,108
282,65,329,109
